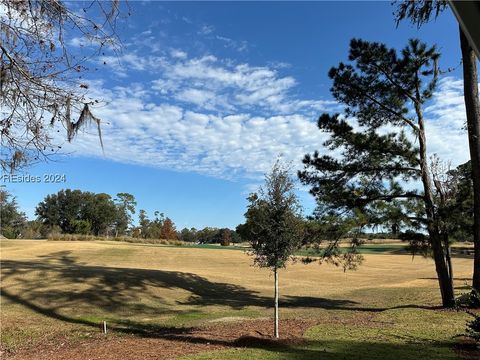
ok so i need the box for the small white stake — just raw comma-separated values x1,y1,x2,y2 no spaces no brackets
103,321,107,334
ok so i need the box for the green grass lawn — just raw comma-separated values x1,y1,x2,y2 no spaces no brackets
0,239,476,359
181,308,468,360
127,241,410,255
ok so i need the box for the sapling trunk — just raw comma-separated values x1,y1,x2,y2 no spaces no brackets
274,267,279,338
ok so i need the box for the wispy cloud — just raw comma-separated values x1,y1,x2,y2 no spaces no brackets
424,76,470,166
149,52,335,115
60,71,333,180
196,21,249,52
100,48,335,115
216,35,248,52
66,52,470,182
198,24,215,35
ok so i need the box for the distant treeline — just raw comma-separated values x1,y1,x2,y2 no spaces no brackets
0,179,474,244
177,227,241,245
0,189,243,245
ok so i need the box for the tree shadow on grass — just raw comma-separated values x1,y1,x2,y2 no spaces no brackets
1,251,442,341
0,251,360,315
228,338,461,360
420,277,473,282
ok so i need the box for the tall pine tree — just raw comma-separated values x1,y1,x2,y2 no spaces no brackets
299,39,456,307
394,0,480,295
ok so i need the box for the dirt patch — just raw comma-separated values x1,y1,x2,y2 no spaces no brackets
3,318,317,360
453,338,480,360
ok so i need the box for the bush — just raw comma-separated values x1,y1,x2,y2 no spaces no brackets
465,311,480,343
1,226,17,239
21,220,47,239
46,225,63,239
47,234,187,246
48,233,96,241
456,287,480,308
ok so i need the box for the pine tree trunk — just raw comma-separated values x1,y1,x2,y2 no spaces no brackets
429,228,455,307
444,232,453,281
274,267,279,338
459,27,480,292
415,98,456,308
446,246,453,281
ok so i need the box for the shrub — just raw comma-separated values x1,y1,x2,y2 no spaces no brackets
465,311,480,343
1,226,17,239
46,234,187,246
456,287,480,308
48,233,97,241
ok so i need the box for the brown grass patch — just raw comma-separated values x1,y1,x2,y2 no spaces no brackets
4,319,316,360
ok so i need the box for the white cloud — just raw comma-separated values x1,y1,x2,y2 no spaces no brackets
62,55,469,183
196,22,249,52
68,35,118,51
216,35,248,52
175,88,216,108
170,48,188,59
59,79,330,180
145,52,336,114
198,24,215,35
424,77,470,166
69,37,86,47
98,53,167,77
181,16,192,24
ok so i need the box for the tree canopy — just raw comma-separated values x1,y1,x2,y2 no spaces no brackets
35,189,117,236
439,160,474,243
114,193,137,236
299,38,456,307
243,161,304,270
1,0,125,171
134,210,178,240
0,189,26,238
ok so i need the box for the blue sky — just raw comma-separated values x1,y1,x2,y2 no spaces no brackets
3,1,471,229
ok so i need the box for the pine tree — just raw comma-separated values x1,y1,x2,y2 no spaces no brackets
114,193,137,237
394,0,480,294
299,39,456,307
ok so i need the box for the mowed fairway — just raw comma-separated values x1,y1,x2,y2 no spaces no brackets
0,240,476,359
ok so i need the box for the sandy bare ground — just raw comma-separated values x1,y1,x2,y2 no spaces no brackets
3,318,316,360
